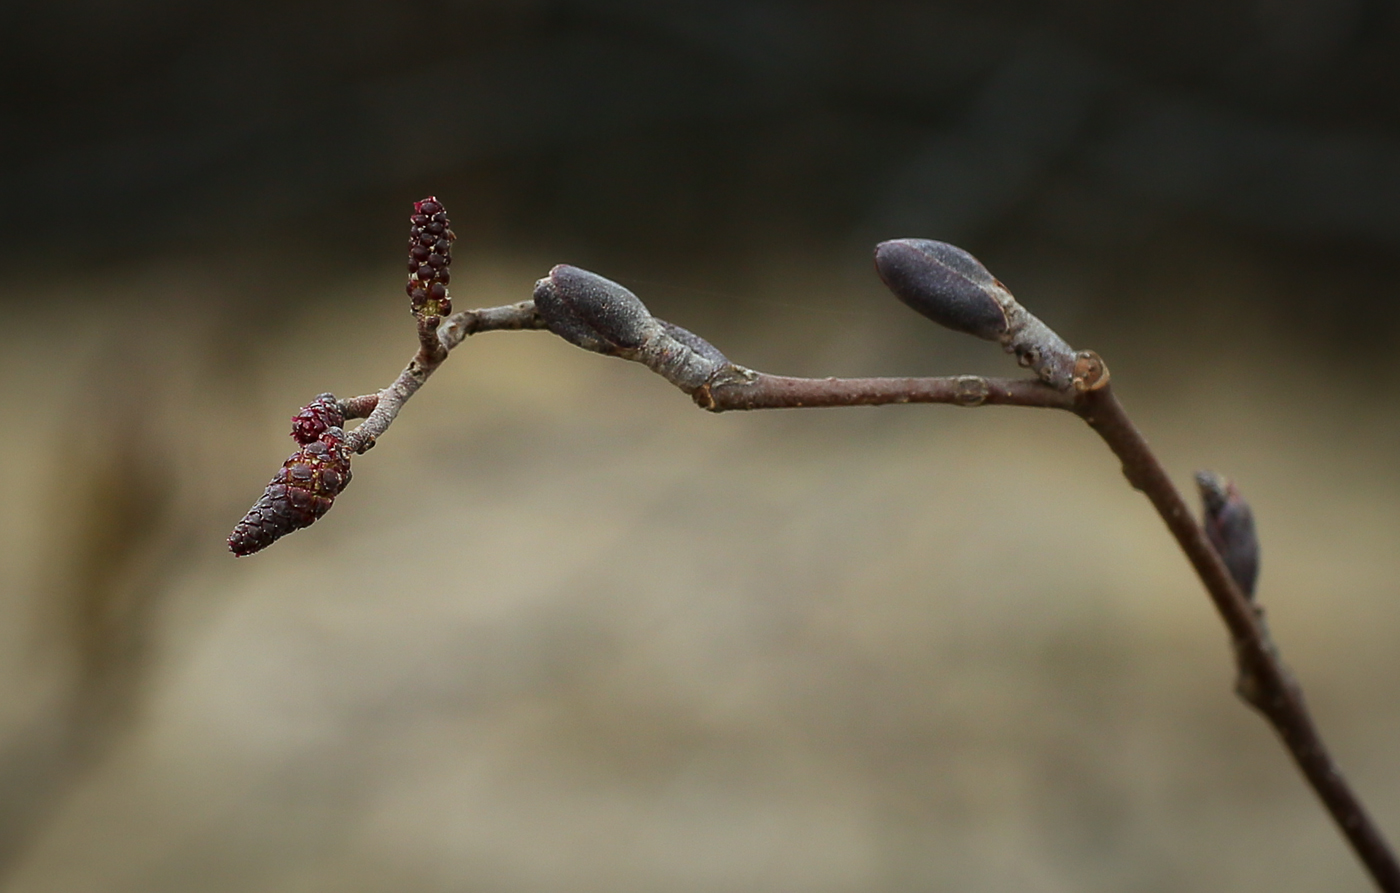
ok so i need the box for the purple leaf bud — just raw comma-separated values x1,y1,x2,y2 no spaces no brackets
533,265,657,355
874,239,1009,341
1196,471,1260,599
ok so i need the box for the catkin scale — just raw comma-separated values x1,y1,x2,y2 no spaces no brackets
228,395,353,556
407,196,455,317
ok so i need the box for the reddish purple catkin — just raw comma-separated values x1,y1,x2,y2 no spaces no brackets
405,196,454,318
1196,471,1260,599
228,394,353,557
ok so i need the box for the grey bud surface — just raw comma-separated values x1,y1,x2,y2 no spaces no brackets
534,265,656,355
874,239,1009,341
1196,471,1261,599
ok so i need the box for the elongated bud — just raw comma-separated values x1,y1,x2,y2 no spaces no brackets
874,238,1077,389
1196,471,1260,598
405,196,454,318
533,264,658,355
874,239,1008,340
228,396,354,556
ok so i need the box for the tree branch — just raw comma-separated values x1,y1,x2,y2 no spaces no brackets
229,204,1399,891
526,260,1398,891
1076,385,1400,891
229,199,550,556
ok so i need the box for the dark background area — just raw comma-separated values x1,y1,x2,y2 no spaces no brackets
5,0,1400,342
2,3,1399,892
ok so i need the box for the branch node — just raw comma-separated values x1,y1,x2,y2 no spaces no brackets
694,364,758,412
417,314,447,363
338,394,380,420
1072,350,1110,391
1120,464,1145,491
953,375,990,406
692,384,718,411
1233,641,1268,712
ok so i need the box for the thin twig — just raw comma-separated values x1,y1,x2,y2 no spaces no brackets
697,370,1073,412
340,301,544,449
342,314,447,453
663,358,1398,889
683,368,1397,890
1076,385,1400,892
440,300,544,348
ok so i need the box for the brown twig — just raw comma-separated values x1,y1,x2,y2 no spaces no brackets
695,370,1073,412
1076,385,1400,892
639,360,1400,890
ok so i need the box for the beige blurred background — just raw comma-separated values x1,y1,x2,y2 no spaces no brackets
1,250,1397,892
3,2,1400,890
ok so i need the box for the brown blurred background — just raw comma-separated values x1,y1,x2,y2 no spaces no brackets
1,2,1399,891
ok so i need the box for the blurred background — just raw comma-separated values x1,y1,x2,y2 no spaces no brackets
2,1,1399,890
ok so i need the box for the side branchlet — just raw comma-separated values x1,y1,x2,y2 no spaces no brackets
874,238,1077,388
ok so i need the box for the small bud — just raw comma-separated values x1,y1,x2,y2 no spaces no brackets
874,239,1008,341
407,196,454,317
229,397,355,556
1196,471,1260,598
533,265,657,355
